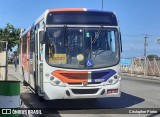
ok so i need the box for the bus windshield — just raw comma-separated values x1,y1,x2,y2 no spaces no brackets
45,27,120,69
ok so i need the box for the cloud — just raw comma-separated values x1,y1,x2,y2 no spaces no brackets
122,41,160,57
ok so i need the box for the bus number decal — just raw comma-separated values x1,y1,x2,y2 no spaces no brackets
49,54,67,64
94,79,105,82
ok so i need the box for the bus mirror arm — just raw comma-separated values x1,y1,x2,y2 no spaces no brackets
120,33,122,52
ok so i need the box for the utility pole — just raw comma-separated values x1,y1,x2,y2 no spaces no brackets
144,34,148,76
144,34,148,57
102,0,103,10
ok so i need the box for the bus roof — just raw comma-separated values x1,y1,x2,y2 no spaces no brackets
46,8,117,26
21,8,117,37
49,8,87,12
48,8,115,14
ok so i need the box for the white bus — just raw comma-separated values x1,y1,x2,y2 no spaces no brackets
20,8,122,100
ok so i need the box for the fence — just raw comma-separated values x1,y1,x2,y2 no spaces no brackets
121,58,160,77
0,41,8,81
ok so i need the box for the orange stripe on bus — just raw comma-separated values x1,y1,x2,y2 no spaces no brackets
49,8,84,12
52,70,88,83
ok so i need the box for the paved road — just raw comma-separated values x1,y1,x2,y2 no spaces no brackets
7,65,160,117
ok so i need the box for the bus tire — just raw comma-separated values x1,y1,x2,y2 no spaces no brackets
23,80,28,86
38,96,45,102
34,71,38,95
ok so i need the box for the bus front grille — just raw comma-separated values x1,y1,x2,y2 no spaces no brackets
71,88,99,94
61,73,88,80
68,82,101,85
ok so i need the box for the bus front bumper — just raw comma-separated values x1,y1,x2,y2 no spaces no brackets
43,81,121,100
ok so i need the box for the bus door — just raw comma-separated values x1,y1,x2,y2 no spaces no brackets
29,30,36,89
35,29,45,96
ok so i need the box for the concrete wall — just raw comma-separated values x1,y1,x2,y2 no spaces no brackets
121,58,160,77
0,51,7,80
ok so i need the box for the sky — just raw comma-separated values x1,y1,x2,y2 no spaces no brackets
0,0,160,58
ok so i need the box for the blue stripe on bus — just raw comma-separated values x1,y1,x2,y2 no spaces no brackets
87,9,114,13
91,70,116,82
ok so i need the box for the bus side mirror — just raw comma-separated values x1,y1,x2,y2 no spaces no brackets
39,31,45,44
120,33,122,52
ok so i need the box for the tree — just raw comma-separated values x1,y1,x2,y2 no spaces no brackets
0,23,21,51
147,54,158,59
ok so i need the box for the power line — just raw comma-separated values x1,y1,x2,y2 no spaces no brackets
122,34,160,37
122,35,142,37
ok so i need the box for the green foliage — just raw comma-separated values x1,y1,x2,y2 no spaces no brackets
13,48,19,57
0,23,20,51
147,54,158,59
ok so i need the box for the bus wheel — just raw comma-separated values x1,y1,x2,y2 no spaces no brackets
23,80,28,86
34,71,38,95
39,96,45,102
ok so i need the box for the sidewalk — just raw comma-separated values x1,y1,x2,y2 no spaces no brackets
7,64,32,94
7,64,22,82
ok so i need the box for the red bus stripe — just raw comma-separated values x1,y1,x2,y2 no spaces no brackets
49,8,85,12
52,70,88,83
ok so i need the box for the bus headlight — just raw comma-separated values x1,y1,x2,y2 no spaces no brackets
108,79,114,84
104,75,120,85
50,76,54,80
54,80,60,85
49,76,66,87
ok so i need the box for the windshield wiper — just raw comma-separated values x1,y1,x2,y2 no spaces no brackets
92,26,103,43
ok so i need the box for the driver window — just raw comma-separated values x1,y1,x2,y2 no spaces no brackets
46,28,66,64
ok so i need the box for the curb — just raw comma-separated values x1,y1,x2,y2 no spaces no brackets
122,73,160,81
